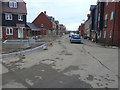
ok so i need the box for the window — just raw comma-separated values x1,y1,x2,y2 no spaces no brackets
9,1,17,8
112,0,114,2
110,11,114,20
110,30,112,38
100,31,102,38
98,13,100,22
18,15,23,21
104,30,106,38
5,14,12,20
106,0,108,6
41,24,44,27
0,27,2,38
104,14,108,27
6,27,13,35
105,14,108,20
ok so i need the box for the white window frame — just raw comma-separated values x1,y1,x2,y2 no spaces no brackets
9,1,17,8
110,11,114,20
5,13,12,20
41,24,44,27
0,27,2,38
104,30,106,38
104,14,108,27
110,30,112,38
105,14,108,20
18,15,23,21
6,27,13,35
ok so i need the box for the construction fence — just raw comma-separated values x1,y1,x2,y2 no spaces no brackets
2,29,62,54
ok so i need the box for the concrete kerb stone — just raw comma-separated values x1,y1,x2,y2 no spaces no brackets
0,43,48,58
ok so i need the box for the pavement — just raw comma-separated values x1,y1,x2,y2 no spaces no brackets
1,35,119,88
83,38,119,49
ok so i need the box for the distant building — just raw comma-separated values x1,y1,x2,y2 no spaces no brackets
55,20,60,35
59,24,66,35
79,23,84,36
84,14,90,39
2,0,27,40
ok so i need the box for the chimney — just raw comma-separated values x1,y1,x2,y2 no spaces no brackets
87,14,90,19
44,11,46,14
87,14,90,17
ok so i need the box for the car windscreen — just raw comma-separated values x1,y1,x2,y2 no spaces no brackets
73,35,80,39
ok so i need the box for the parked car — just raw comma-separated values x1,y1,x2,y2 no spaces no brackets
69,32,74,37
70,34,82,43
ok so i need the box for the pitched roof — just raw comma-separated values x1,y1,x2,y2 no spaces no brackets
27,23,40,31
44,13,56,25
2,0,27,14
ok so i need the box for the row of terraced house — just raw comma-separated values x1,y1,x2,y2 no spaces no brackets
78,1,120,46
0,0,66,41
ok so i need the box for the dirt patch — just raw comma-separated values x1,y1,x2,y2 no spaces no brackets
2,44,43,54
60,50,72,56
62,65,79,73
58,40,61,44
65,53,72,55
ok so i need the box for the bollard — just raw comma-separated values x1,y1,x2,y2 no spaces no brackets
50,41,52,46
91,39,94,42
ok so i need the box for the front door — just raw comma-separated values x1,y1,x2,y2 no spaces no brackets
18,28,23,38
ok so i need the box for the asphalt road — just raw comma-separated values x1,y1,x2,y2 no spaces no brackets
1,35,118,88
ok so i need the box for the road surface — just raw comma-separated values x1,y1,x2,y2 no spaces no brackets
1,35,118,88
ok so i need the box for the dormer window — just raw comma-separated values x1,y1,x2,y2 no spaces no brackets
18,15,23,21
5,13,12,20
9,1,18,8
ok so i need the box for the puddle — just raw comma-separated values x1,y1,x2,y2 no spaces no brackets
86,75,94,81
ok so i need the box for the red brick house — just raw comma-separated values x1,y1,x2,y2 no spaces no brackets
102,1,120,46
118,2,120,47
2,0,27,40
32,11,56,35
55,20,60,35
79,23,85,36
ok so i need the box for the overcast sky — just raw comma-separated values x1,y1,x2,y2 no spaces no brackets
25,0,97,31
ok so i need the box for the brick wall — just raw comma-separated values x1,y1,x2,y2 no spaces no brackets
2,27,26,40
33,12,53,31
80,24,85,36
102,2,119,45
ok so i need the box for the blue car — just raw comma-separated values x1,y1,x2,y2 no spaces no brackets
70,34,82,43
